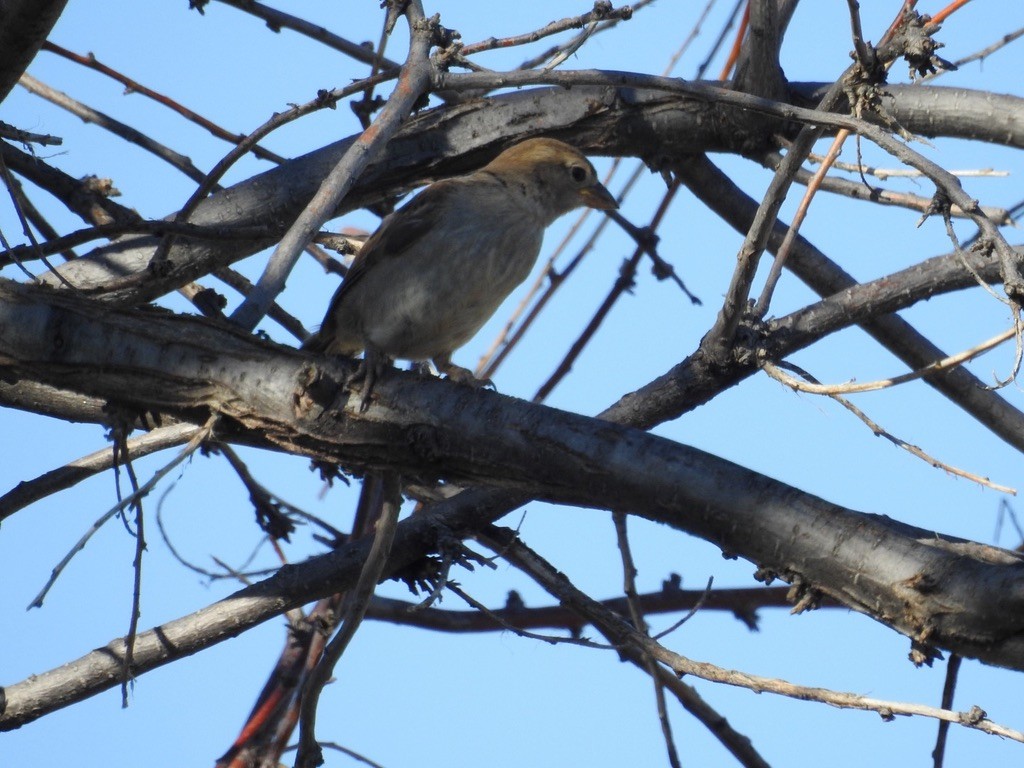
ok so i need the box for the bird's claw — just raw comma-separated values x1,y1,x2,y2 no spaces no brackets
346,347,390,413
436,361,493,390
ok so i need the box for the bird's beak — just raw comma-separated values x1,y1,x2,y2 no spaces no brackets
579,182,618,211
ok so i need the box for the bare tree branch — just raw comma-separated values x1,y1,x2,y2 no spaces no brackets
230,4,438,330
33,79,1024,303
2,277,1024,736
671,154,1024,455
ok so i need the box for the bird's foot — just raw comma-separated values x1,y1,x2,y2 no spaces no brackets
347,346,391,412
433,358,494,390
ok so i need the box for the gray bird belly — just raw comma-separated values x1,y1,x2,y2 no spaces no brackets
365,225,541,360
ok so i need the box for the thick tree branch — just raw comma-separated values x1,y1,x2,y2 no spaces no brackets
732,0,790,100
2,277,1024,730
0,0,69,103
32,80,1024,303
672,154,1024,455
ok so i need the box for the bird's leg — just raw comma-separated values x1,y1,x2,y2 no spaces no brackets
347,344,391,412
432,353,494,389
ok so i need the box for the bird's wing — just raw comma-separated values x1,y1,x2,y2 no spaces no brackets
303,178,472,353
326,179,459,310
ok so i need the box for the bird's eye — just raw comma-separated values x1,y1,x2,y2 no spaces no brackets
569,165,588,183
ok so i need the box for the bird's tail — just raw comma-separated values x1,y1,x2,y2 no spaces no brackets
301,328,331,354
301,328,363,357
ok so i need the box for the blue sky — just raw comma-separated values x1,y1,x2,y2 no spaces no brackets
3,2,1024,766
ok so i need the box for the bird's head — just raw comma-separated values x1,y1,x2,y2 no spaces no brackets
483,137,618,219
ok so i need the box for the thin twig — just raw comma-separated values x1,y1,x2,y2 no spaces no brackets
482,525,1024,743
762,325,1017,395
459,2,634,58
533,180,681,402
612,511,681,768
155,481,275,582
755,149,1012,223
0,120,62,146
718,1,750,80
0,148,68,284
0,422,200,521
283,741,386,768
18,74,208,184
110,426,146,708
940,211,1024,390
653,576,714,640
606,208,702,303
931,0,974,26
445,582,608,648
230,9,436,330
209,0,402,72
477,525,769,768
363,585,799,634
27,415,217,609
40,42,287,164
755,129,850,316
695,0,747,80
932,654,962,768
295,471,402,768
930,25,1024,77
763,360,1016,495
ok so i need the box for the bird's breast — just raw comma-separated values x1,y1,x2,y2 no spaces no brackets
353,217,544,360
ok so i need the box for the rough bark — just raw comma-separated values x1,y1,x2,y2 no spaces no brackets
1,278,1022,729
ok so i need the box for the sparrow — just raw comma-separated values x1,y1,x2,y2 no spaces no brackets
304,137,618,410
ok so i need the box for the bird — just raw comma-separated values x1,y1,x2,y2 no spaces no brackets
304,137,618,410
